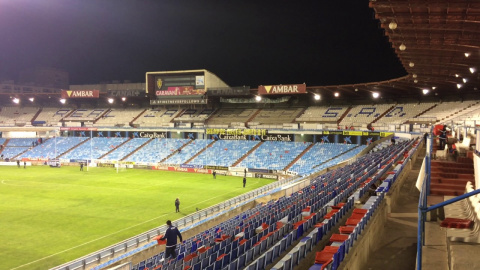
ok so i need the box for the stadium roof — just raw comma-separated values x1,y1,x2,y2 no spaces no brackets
312,0,480,99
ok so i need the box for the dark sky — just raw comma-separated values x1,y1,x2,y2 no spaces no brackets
0,0,406,87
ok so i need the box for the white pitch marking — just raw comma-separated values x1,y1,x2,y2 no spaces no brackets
10,179,261,270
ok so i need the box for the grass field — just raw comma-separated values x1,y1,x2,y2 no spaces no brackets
0,165,274,270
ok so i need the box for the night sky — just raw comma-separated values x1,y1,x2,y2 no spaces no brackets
0,0,406,87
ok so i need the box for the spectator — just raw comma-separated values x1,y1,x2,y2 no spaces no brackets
175,198,180,213
160,220,183,259
439,126,447,150
391,137,396,145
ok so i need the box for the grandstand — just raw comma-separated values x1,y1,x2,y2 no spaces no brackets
93,108,145,127
206,108,258,128
132,108,180,127
0,106,39,126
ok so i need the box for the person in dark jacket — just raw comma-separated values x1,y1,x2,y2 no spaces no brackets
439,126,447,150
160,220,183,259
243,177,246,188
175,198,180,213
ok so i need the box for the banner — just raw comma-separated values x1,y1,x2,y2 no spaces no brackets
166,166,212,174
180,164,204,169
60,127,98,131
220,96,290,103
150,99,207,105
258,84,306,95
207,87,251,96
204,165,228,171
206,129,292,141
155,86,206,96
61,90,100,98
255,173,278,180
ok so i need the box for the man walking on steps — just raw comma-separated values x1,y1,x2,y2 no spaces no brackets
160,220,183,259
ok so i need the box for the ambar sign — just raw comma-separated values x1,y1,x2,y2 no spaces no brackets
258,84,306,95
61,90,100,98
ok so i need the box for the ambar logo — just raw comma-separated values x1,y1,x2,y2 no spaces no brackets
258,84,306,95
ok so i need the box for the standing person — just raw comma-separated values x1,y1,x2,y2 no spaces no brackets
244,168,247,177
175,198,180,213
212,170,216,179
160,220,183,259
439,126,447,150
17,160,20,168
80,162,84,171
243,177,246,188
24,161,26,169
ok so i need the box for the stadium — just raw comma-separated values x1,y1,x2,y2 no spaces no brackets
1,1,480,270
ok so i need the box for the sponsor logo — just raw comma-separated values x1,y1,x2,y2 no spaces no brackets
61,90,100,98
157,78,163,89
258,84,306,95
261,134,292,142
138,132,166,139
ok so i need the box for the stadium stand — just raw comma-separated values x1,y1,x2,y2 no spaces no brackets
339,104,394,129
188,140,260,167
373,102,436,129
124,139,417,270
206,108,258,128
93,108,145,127
288,143,359,176
101,138,151,161
20,137,88,159
124,138,190,163
174,108,216,123
132,108,180,127
0,106,40,126
163,139,213,165
249,108,304,128
61,137,128,160
296,105,349,123
415,101,479,124
33,107,73,126
237,141,311,170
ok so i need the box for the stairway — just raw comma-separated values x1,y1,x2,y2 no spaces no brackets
57,138,91,158
403,104,438,124
0,139,9,155
93,109,111,124
98,138,132,159
283,143,315,171
292,107,307,123
337,106,352,125
159,140,193,163
121,138,153,161
30,108,43,123
232,141,264,167
371,105,395,124
129,109,147,127
245,109,261,127
184,140,217,164
429,159,474,196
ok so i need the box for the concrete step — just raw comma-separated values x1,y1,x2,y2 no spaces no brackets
422,221,448,270
430,173,474,180
429,188,465,196
430,183,468,191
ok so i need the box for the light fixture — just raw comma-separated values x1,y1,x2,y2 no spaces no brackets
470,67,476,74
121,97,126,102
314,94,321,101
60,98,66,104
255,96,262,102
409,62,414,67
12,98,19,104
463,78,467,83
455,74,459,77
355,88,358,92
412,74,417,78
372,92,380,99
414,79,418,83
457,84,463,89
29,97,34,102
432,86,436,90
399,43,406,51
422,89,429,95
388,21,397,30
108,98,114,104
334,92,339,97
465,52,470,58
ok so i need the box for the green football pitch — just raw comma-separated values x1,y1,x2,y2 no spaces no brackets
0,165,274,270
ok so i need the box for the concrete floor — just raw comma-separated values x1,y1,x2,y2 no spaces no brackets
361,147,423,270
